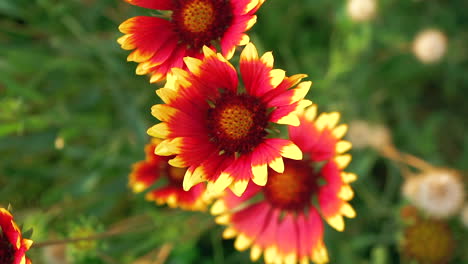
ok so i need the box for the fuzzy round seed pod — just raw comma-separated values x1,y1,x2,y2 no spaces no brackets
346,0,377,22
412,29,448,64
402,175,424,202
411,169,465,219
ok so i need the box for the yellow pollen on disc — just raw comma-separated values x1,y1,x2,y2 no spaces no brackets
182,0,215,33
219,105,254,140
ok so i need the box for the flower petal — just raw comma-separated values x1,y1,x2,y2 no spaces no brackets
240,44,284,98
318,161,355,231
118,17,176,64
129,160,162,193
221,15,257,58
289,114,338,161
230,202,271,249
276,213,299,263
191,49,239,94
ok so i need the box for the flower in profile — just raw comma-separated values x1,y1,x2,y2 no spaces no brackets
147,43,311,196
401,218,454,264
0,208,33,264
129,139,209,211
118,0,264,83
210,105,357,264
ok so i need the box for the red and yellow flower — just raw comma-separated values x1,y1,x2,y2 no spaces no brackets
129,139,209,211
210,105,357,264
0,208,33,264
118,0,264,83
147,43,311,196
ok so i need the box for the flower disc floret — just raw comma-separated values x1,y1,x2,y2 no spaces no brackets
171,0,233,50
210,104,357,264
178,0,217,33
118,0,263,82
207,93,268,154
148,43,312,196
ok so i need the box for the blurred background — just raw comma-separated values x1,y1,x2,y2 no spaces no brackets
1,0,467,263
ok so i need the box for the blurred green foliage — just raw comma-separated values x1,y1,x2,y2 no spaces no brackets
0,0,467,263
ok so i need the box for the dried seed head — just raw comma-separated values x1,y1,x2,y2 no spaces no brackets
346,0,377,22
409,169,465,219
412,29,447,64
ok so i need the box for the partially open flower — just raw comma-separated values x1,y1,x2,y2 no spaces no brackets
0,208,33,264
401,218,454,264
211,105,357,264
129,139,210,211
118,0,264,82
147,43,311,196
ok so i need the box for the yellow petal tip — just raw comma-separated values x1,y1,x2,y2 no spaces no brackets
280,143,302,160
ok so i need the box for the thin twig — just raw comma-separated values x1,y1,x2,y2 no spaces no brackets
154,243,173,264
379,145,412,178
33,214,156,248
379,144,433,174
97,251,120,264
32,230,121,248
398,152,434,171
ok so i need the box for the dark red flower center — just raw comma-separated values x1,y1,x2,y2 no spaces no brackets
263,159,320,211
171,0,233,50
0,231,14,264
207,93,269,155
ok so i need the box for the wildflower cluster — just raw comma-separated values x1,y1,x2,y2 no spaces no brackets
119,0,357,263
3,0,467,263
